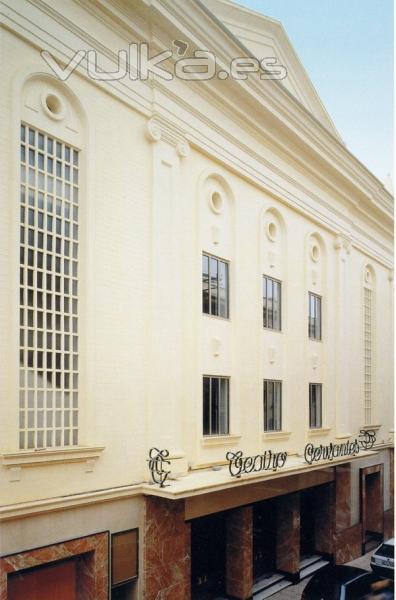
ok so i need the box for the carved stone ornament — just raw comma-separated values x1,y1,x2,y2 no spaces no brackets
145,117,190,158
334,234,352,254
146,118,162,142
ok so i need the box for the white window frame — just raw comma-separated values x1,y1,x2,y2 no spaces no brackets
19,123,79,450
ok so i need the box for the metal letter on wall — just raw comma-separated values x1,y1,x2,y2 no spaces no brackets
147,447,171,488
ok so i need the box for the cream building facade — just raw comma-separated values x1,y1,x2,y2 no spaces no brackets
0,0,393,599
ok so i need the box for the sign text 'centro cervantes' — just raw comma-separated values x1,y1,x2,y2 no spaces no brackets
147,431,376,486
225,430,376,479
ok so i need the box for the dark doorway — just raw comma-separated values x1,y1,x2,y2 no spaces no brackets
300,489,316,558
360,466,384,552
253,499,277,581
191,512,226,600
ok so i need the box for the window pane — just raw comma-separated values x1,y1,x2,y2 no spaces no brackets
263,277,267,327
218,261,228,318
267,278,273,328
210,257,218,316
274,382,281,430
202,255,209,314
203,376,229,436
19,124,79,450
273,281,280,330
316,297,321,339
219,378,229,434
203,377,210,435
310,384,322,428
263,277,281,330
211,377,219,435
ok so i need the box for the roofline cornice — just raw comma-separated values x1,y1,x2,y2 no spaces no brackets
1,0,393,232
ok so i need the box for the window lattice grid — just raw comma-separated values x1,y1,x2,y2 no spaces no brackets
19,124,79,450
363,287,372,424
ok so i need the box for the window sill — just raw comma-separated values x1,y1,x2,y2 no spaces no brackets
307,428,331,436
202,313,231,322
1,446,105,469
201,434,241,448
361,424,382,431
262,431,291,440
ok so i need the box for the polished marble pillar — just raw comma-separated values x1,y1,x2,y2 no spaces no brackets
314,482,335,555
226,506,253,600
143,496,191,600
276,493,300,575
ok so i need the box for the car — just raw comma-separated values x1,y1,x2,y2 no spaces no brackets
371,539,395,579
301,564,390,599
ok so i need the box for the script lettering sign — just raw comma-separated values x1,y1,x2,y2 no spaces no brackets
226,449,288,478
147,447,171,488
304,430,376,465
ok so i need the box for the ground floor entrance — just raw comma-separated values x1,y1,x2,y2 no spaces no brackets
191,512,227,600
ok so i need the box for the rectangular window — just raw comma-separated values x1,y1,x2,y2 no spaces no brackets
111,529,138,587
203,376,229,436
309,383,322,429
363,287,372,424
19,124,79,449
308,292,321,340
264,379,282,431
263,276,281,330
202,254,229,318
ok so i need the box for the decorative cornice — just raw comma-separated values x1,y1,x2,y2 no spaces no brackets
1,0,392,265
145,116,190,157
334,234,352,254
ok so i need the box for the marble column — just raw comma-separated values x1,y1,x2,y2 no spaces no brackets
314,482,335,555
143,496,191,600
276,493,300,575
335,463,351,532
226,506,253,600
334,463,362,564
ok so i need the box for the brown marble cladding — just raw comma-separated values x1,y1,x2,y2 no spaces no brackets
0,532,109,600
384,509,394,539
226,506,253,600
335,464,352,531
390,449,394,508
314,482,335,555
143,496,191,600
334,523,363,564
360,464,384,537
276,492,300,575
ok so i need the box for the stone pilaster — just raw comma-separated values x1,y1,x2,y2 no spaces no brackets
276,493,300,575
145,117,190,474
226,506,253,600
333,234,352,437
143,496,191,600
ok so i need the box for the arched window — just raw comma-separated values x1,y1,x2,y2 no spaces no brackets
363,266,375,425
18,76,83,449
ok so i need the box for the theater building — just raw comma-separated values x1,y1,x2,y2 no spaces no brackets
0,0,393,599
